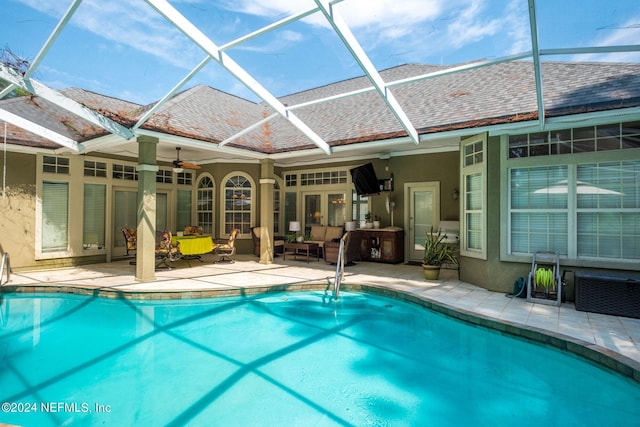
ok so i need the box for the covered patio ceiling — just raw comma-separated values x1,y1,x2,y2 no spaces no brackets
1,0,639,166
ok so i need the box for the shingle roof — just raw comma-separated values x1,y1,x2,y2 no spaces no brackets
2,61,640,154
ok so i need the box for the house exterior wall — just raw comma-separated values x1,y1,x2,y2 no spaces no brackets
383,151,460,228
0,149,463,270
459,125,640,301
6,125,636,298
459,135,528,295
0,152,38,269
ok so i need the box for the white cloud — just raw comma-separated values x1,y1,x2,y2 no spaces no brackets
15,0,205,69
575,16,640,62
219,0,315,18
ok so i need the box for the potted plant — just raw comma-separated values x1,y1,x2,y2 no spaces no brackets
422,227,458,280
364,212,373,229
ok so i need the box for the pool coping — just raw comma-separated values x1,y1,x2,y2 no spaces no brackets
2,281,640,385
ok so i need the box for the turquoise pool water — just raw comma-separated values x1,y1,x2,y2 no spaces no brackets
1,291,639,426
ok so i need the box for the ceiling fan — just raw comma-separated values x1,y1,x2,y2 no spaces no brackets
173,147,201,170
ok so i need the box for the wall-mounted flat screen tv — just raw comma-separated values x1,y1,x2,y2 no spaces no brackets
350,162,380,196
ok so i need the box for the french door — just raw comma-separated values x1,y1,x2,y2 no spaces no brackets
405,182,440,262
302,191,347,233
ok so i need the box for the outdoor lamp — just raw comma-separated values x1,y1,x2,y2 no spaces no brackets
289,221,303,242
345,221,357,232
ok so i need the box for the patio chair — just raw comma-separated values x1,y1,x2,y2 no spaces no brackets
323,230,363,266
251,226,285,257
213,228,239,263
122,228,137,257
183,225,204,236
155,230,182,269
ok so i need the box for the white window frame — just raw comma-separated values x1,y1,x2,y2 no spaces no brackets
39,180,70,255
197,174,215,235
83,183,106,250
282,166,355,226
220,172,255,239
460,133,487,259
36,153,198,259
501,130,640,269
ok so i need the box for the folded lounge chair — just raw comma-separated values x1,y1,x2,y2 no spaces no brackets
213,228,239,263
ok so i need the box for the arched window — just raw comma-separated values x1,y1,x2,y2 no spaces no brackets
197,175,214,235
223,174,253,236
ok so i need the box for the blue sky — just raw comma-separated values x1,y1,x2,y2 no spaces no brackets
1,0,639,105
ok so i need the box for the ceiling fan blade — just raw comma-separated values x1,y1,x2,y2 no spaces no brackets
179,161,201,170
173,147,201,169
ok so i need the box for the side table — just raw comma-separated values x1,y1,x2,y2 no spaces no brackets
283,242,320,263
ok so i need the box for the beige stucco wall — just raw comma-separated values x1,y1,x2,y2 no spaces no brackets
381,152,460,228
0,152,37,269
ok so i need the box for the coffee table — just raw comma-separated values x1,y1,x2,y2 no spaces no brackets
283,242,320,263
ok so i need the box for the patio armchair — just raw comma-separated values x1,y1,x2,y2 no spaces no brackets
122,228,137,257
155,230,182,269
183,225,204,236
251,226,285,256
323,230,363,266
213,228,240,263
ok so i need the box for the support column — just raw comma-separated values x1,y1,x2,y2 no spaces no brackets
259,158,275,264
135,135,159,281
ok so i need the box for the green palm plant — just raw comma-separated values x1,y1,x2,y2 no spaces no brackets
423,227,459,266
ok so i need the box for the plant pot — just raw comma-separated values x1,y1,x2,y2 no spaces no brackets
422,264,441,280
373,220,381,229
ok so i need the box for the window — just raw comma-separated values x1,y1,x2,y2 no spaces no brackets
177,171,193,185
43,156,69,174
113,163,137,181
42,181,69,252
576,161,640,260
508,121,640,158
197,176,214,235
284,191,297,232
273,180,281,234
223,174,253,236
506,123,640,265
285,173,297,187
509,166,568,255
300,170,347,186
84,161,107,177
156,169,172,183
176,190,192,232
83,184,105,249
351,190,369,226
461,134,486,259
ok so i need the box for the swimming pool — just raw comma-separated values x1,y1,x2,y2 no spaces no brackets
1,290,639,426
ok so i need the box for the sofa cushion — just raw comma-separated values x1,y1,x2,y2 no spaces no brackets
309,225,326,241
325,226,344,241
